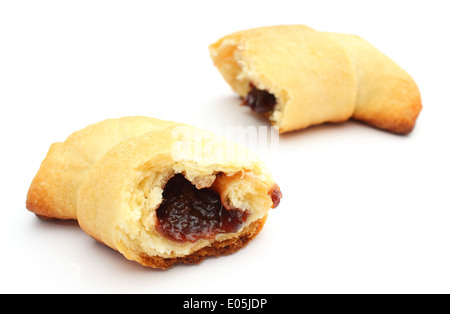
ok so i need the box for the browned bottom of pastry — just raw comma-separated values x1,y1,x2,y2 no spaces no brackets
35,212,267,270
135,217,267,269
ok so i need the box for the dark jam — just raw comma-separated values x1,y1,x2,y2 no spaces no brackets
242,85,277,113
270,185,282,209
156,174,249,243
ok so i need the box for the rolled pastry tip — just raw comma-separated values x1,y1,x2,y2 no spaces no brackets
209,25,422,134
26,117,281,269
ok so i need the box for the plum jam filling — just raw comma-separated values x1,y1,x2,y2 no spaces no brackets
156,174,249,243
242,84,277,113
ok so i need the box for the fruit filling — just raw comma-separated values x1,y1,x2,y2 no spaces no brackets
242,84,277,113
156,174,249,243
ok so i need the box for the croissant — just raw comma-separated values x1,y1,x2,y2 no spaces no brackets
26,117,281,269
209,25,422,134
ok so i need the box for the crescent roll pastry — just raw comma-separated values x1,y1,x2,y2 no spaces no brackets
26,117,281,269
209,25,422,134
26,116,176,220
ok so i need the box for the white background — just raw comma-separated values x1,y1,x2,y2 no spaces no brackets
1,0,449,294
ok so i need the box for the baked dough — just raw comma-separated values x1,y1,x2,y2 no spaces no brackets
209,25,422,134
26,117,281,269
26,116,176,220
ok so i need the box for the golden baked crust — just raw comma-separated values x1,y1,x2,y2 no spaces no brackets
26,117,280,269
209,25,422,134
26,116,175,220
325,32,422,134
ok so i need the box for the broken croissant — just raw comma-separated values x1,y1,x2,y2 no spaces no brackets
209,25,422,134
26,117,281,269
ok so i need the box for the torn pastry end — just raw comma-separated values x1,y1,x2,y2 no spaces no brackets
210,25,422,134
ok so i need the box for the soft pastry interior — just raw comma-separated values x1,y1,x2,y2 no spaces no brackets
209,25,422,134
27,117,281,269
